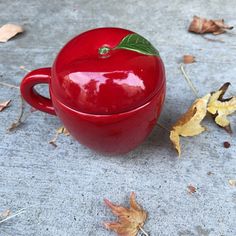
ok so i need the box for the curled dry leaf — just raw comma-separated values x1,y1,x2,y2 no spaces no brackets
183,55,196,64
0,100,11,111
207,83,236,133
0,24,24,43
188,16,233,35
104,192,148,236
170,94,210,155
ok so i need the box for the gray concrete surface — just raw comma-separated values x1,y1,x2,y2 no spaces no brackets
0,0,236,235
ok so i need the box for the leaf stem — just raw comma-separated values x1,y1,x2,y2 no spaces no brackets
179,63,199,98
0,81,20,89
0,208,25,224
19,65,30,72
139,226,149,236
7,96,27,132
156,122,170,132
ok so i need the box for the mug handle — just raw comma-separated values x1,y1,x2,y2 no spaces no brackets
20,67,56,115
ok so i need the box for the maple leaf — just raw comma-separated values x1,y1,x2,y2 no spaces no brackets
188,16,233,35
0,100,11,112
207,82,236,133
104,192,148,236
0,24,24,42
170,94,210,155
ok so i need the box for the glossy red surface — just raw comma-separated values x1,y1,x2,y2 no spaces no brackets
52,28,165,114
20,27,166,154
51,89,165,154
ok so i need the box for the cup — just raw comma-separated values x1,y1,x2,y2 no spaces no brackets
20,27,166,154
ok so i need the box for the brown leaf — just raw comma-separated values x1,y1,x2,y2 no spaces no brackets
104,192,148,236
207,83,236,133
183,55,196,64
187,185,197,194
0,24,24,42
170,94,210,155
0,100,11,111
188,16,233,35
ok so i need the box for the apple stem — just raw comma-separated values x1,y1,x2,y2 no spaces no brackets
139,226,149,236
179,63,199,98
98,46,111,56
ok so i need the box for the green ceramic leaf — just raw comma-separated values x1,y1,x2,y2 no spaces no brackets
115,33,159,56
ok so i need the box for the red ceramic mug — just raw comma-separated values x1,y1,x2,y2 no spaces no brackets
20,27,166,154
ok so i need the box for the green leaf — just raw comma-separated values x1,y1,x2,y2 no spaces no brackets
115,33,159,56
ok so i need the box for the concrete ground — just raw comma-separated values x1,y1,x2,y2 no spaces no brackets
0,0,236,235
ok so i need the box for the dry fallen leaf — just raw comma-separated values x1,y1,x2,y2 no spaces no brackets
0,100,11,111
207,83,236,133
170,94,210,155
0,209,11,219
49,126,70,147
188,16,233,35
183,55,196,64
228,179,236,187
0,24,24,42
104,192,148,236
187,185,197,194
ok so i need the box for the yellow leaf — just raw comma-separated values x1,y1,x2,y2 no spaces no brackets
104,192,147,236
0,24,23,43
170,94,210,155
56,126,70,136
207,83,236,133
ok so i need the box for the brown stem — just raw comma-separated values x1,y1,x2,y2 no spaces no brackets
7,96,26,132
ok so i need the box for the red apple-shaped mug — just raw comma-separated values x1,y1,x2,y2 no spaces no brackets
20,28,166,154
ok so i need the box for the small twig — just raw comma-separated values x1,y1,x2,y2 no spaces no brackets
7,96,27,132
156,122,170,132
19,65,30,73
179,63,199,98
201,35,224,43
49,132,60,147
139,226,149,236
49,126,70,147
0,81,20,89
0,208,25,224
